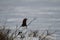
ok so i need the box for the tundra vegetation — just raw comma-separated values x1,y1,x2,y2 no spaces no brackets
0,18,56,40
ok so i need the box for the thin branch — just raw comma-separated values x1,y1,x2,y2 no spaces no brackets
14,18,37,33
27,18,37,26
11,18,37,39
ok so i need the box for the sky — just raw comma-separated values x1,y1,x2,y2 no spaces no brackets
0,0,60,40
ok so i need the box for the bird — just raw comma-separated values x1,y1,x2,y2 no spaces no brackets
21,18,27,28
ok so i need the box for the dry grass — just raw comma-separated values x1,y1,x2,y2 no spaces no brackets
0,30,9,40
0,26,56,40
0,26,13,40
0,25,56,40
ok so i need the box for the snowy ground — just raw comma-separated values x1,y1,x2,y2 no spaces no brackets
0,0,60,40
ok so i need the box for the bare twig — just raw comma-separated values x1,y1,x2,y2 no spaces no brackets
27,18,36,26
11,18,37,39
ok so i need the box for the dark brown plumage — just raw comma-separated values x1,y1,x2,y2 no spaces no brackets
21,18,27,27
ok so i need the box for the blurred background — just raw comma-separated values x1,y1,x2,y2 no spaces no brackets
0,0,60,40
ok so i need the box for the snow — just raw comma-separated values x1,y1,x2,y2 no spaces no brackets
0,0,60,40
